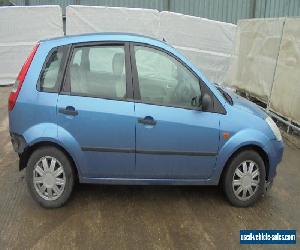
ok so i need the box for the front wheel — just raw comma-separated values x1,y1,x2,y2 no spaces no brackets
26,146,75,208
222,150,266,207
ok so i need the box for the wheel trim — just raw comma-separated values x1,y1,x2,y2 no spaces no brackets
232,160,260,201
33,156,66,201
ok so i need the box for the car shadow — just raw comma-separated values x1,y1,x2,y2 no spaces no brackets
69,183,227,208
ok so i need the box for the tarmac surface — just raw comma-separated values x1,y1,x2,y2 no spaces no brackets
0,86,299,249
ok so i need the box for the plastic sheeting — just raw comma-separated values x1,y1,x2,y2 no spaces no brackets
159,11,236,84
226,17,300,123
66,6,236,84
66,5,160,38
0,6,63,85
225,18,285,102
270,18,300,123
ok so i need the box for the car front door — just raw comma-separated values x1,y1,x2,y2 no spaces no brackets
57,43,136,179
132,44,221,179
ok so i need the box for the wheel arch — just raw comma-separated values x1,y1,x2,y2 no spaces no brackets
219,144,270,184
20,141,79,181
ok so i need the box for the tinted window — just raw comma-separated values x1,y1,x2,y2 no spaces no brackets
134,46,201,108
69,46,126,99
39,49,63,91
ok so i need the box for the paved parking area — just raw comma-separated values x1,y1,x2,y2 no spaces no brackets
0,86,299,249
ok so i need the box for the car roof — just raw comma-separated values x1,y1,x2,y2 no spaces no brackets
41,32,166,47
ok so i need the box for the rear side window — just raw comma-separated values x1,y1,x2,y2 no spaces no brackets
39,48,64,92
68,45,127,99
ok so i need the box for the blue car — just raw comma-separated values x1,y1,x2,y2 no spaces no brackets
8,33,284,208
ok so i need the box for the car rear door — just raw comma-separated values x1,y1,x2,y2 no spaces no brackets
131,44,221,179
57,42,136,179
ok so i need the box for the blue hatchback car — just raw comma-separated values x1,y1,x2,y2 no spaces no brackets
8,33,284,208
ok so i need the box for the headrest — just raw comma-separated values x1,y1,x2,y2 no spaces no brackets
112,53,125,75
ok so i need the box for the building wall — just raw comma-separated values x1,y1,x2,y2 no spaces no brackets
10,0,300,23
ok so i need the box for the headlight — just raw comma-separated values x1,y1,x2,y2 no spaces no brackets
265,116,282,141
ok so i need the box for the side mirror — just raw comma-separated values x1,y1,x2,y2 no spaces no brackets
201,93,212,111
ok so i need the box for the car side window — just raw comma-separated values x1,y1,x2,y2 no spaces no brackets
39,49,64,92
69,45,126,99
134,46,201,108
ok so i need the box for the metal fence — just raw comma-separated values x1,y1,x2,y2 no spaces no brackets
8,0,300,23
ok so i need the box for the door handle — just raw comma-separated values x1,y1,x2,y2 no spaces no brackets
58,106,78,116
138,116,157,126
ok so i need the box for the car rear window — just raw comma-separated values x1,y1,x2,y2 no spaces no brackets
39,48,64,92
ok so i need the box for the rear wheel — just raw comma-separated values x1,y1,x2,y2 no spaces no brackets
222,150,266,207
26,146,75,208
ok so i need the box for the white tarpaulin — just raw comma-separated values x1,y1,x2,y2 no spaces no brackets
66,5,160,38
225,18,285,102
159,11,236,84
66,6,236,84
225,17,300,124
270,18,300,123
0,6,63,85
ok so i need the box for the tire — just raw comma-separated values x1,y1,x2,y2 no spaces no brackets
222,150,266,207
26,146,75,208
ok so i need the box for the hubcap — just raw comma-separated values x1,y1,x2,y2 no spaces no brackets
33,156,66,201
232,160,260,201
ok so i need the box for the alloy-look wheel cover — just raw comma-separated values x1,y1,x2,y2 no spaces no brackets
33,156,66,201
232,160,260,201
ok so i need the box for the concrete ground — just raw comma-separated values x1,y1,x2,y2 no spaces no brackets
0,86,299,249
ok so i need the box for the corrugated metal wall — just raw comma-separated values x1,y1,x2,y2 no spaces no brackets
260,0,300,18
10,0,300,23
169,0,254,23
79,0,167,11
12,0,75,14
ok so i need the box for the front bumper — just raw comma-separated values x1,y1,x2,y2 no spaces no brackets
264,139,284,181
